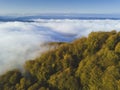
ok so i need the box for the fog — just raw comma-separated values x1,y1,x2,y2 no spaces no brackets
1,19,120,74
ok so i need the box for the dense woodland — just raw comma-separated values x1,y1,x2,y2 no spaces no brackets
1,31,120,90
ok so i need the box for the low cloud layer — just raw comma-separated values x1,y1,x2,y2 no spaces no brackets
0,19,120,74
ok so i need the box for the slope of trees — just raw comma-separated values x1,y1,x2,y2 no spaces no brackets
1,30,120,90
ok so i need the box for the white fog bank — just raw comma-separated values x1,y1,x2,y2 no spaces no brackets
0,19,120,74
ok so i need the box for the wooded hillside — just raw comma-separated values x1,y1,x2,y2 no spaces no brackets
0,31,120,90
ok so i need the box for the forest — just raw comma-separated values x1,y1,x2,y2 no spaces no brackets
0,30,120,90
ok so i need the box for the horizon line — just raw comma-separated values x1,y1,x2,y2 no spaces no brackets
1,12,120,16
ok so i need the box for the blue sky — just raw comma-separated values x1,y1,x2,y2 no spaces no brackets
0,0,120,15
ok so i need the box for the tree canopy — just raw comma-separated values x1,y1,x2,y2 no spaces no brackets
1,31,120,90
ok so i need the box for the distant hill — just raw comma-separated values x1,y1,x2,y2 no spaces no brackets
1,14,120,22
1,30,120,90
